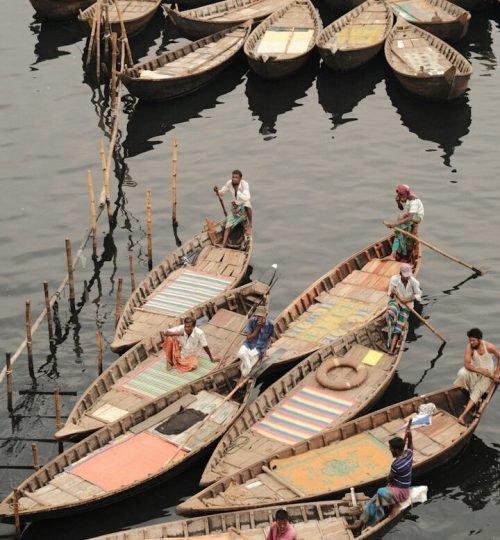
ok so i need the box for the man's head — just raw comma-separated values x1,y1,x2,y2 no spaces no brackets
389,436,405,457
395,184,411,202
183,316,196,335
467,327,483,349
275,509,289,532
399,263,412,283
255,305,268,325
231,169,242,187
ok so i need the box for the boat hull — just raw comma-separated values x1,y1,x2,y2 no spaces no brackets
30,0,94,19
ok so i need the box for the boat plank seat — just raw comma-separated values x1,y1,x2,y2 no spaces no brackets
255,472,298,498
317,518,354,540
361,259,401,277
342,270,390,291
87,388,146,422
329,282,387,304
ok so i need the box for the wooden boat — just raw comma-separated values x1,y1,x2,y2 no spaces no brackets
163,0,291,40
387,0,470,42
88,496,420,540
178,383,496,515
112,220,252,352
243,0,321,80
55,280,270,441
317,0,393,71
79,0,161,38
0,365,254,522
200,316,406,487
121,23,251,102
385,19,472,101
30,0,94,19
261,234,421,371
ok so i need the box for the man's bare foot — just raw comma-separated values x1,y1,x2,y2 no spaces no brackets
347,519,362,531
382,254,397,261
457,415,467,426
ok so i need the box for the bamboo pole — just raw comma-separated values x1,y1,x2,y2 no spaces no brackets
6,353,13,413
54,388,62,431
95,0,101,82
111,32,118,115
99,139,108,207
129,254,136,292
120,34,126,72
13,489,21,538
31,443,40,471
65,239,75,303
111,0,133,65
383,222,483,274
400,299,447,343
85,3,98,66
171,139,178,226
87,170,97,254
43,282,54,342
25,301,35,380
115,277,123,328
96,330,103,376
146,190,153,271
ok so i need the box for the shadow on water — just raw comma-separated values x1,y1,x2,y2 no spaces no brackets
316,56,385,131
122,59,247,157
455,8,497,70
245,58,317,140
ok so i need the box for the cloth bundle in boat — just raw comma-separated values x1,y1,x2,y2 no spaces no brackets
269,432,392,495
154,408,206,435
391,0,438,22
252,386,355,445
334,24,386,48
142,270,234,316
257,28,314,56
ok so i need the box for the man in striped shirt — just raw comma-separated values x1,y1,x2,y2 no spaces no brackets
350,419,413,531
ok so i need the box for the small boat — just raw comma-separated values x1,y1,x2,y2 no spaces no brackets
79,0,161,38
178,383,496,515
30,0,94,19
317,0,393,71
200,316,406,487
385,18,472,101
87,496,422,540
262,235,421,371
163,0,290,40
243,0,322,80
112,220,252,352
0,365,254,522
55,280,270,441
121,23,251,102
387,0,470,42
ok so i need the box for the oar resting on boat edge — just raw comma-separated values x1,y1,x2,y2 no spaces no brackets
395,295,447,344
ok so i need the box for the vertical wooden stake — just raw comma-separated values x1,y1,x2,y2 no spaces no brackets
171,139,178,226
6,353,13,413
146,190,153,271
111,32,118,115
96,330,103,376
120,35,126,72
129,254,136,292
87,170,97,254
43,281,54,342
13,489,21,538
99,139,108,206
115,277,123,328
54,387,62,431
25,300,35,380
31,443,40,471
65,239,75,303
95,0,101,82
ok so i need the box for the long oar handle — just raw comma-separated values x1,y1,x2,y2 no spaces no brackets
396,297,447,343
384,221,483,275
215,189,227,217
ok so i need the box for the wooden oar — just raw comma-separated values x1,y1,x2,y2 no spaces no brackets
396,297,447,343
228,527,252,540
383,221,483,275
215,188,227,216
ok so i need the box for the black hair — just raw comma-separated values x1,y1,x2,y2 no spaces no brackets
467,328,483,340
389,437,405,452
184,316,196,326
232,169,242,178
275,509,289,521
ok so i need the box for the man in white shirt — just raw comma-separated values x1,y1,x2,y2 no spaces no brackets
386,263,422,353
384,184,424,261
162,317,218,372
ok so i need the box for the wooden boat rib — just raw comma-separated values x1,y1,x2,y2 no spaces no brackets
121,23,251,102
55,280,270,441
29,0,94,19
317,0,393,71
87,496,419,540
263,234,421,371
0,365,254,522
178,383,496,515
200,316,406,487
243,0,322,80
79,0,161,38
388,0,470,42
385,18,472,101
163,0,291,40
112,220,252,353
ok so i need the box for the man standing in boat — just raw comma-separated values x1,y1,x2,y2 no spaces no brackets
454,328,500,425
163,317,218,372
383,184,424,261
386,263,422,353
266,509,297,540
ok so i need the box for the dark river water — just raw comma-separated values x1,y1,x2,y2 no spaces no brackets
1,0,500,538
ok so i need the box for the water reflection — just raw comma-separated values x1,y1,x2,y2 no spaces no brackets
457,10,497,71
245,59,317,140
29,19,86,65
385,74,472,168
316,57,385,131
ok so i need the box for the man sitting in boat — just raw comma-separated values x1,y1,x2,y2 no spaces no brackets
386,263,422,353
383,184,424,261
454,328,500,425
162,317,218,372
237,304,274,380
266,509,297,540
214,169,253,236
350,419,413,532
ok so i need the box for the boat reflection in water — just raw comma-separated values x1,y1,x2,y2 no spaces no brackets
245,59,316,140
316,57,385,131
458,8,497,70
29,18,86,65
